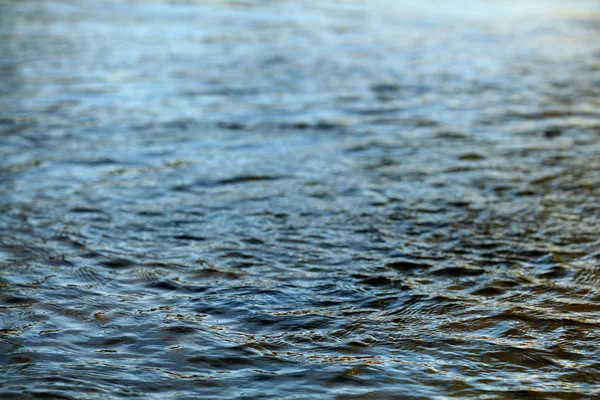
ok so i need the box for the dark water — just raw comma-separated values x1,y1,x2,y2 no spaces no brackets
1,0,600,398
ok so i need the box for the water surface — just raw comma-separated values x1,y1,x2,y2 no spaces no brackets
1,0,600,398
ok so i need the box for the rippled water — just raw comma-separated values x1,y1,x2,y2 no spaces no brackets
1,0,600,398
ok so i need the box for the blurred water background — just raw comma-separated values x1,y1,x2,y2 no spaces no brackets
1,0,600,398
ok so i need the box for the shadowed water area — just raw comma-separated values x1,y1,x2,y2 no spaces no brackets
1,0,600,398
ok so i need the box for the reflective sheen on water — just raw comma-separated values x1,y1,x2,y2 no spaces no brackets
1,0,600,398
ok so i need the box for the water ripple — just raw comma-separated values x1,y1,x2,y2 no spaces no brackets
1,0,600,398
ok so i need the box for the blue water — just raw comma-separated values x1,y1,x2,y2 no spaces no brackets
1,0,600,398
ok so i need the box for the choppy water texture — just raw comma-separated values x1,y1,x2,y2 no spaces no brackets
1,0,600,398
